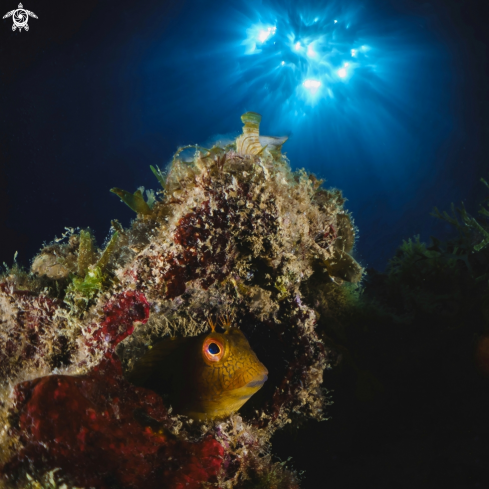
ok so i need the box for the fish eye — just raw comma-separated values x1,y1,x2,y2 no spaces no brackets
208,342,220,355
203,337,224,362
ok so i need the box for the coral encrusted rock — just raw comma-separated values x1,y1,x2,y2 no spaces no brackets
0,112,362,488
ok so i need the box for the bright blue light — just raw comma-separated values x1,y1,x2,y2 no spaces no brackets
239,8,387,106
242,24,277,53
303,79,321,89
258,26,276,43
258,30,269,42
307,43,316,57
303,79,321,97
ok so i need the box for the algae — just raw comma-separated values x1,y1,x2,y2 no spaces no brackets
110,187,155,216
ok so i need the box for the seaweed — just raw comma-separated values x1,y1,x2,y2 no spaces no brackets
150,164,166,189
431,177,489,253
110,187,155,216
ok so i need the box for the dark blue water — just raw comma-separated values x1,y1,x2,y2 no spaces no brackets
0,0,487,271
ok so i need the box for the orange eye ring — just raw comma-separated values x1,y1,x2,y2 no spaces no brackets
203,337,225,362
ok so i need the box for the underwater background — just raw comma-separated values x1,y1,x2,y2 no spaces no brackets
0,0,489,488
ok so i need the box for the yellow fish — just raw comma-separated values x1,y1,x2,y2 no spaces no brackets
125,318,268,420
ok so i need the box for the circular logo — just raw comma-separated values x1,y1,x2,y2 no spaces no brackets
3,3,38,32
13,9,28,30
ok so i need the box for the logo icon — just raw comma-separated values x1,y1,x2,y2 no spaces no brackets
3,3,38,31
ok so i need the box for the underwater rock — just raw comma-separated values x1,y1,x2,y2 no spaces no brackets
30,234,81,279
335,213,355,253
323,249,363,283
84,290,151,360
31,253,70,279
0,282,70,386
0,112,364,487
2,357,224,489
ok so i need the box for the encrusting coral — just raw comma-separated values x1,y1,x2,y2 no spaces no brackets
0,112,362,488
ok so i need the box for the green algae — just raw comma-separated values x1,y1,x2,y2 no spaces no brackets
110,187,154,215
77,229,96,277
150,164,166,189
379,177,489,322
96,230,120,271
432,177,489,253
66,266,105,302
65,231,121,311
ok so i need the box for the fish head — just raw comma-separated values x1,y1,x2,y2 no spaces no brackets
125,324,268,420
185,327,268,419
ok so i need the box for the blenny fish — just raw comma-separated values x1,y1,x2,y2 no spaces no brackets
125,318,268,420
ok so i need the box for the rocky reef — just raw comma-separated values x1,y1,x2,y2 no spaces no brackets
0,113,363,488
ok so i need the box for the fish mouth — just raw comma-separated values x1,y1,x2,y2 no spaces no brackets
246,373,268,389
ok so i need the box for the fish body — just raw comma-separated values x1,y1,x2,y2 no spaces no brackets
125,327,268,420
